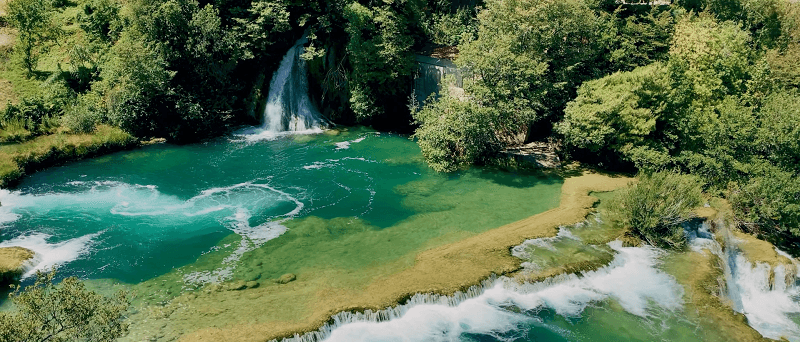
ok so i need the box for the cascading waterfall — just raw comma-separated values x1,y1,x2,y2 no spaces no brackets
689,221,800,341
272,237,685,342
262,36,325,134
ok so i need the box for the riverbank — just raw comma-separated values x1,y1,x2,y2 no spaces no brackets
0,125,138,188
134,171,631,341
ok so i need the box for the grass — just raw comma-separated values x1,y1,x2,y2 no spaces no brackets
0,0,145,188
0,0,95,104
0,124,137,188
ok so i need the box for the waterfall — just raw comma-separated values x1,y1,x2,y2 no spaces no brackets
272,239,684,342
260,36,325,136
688,221,800,341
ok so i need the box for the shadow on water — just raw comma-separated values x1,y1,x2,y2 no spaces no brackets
471,167,563,189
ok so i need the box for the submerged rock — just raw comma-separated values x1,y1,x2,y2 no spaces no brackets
275,273,296,284
0,246,35,285
226,281,248,291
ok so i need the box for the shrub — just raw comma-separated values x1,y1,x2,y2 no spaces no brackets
730,168,800,243
609,171,703,249
62,94,104,133
413,91,502,172
0,269,129,342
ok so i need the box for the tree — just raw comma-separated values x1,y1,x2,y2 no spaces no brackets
457,0,603,132
343,1,416,121
413,90,502,172
599,7,677,72
78,0,122,42
5,0,59,75
555,63,671,169
0,270,129,342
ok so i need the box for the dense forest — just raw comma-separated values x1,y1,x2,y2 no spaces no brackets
1,0,799,252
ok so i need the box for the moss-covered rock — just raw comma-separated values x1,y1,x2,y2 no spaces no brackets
0,246,35,285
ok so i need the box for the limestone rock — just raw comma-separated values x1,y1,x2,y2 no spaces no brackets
275,273,296,284
226,280,248,291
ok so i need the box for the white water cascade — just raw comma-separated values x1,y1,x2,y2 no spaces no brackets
689,221,800,341
246,36,325,140
272,240,685,342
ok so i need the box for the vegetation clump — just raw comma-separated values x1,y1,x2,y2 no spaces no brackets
609,172,702,249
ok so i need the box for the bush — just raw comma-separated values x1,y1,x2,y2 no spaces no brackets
609,171,703,249
78,0,122,42
413,91,503,172
62,94,104,133
730,168,800,243
0,269,129,342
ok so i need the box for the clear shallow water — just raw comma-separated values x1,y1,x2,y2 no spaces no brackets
5,127,794,342
274,217,739,342
0,127,562,289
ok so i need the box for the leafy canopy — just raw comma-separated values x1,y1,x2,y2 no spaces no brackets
0,270,129,342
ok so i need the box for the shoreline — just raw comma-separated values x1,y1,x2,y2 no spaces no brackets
0,125,139,189
176,171,632,341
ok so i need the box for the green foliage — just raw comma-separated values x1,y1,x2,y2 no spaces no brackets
600,7,678,72
675,0,785,48
0,269,129,342
556,63,671,168
730,167,800,243
1,84,72,136
62,93,105,133
557,9,800,250
101,33,174,139
458,0,602,127
609,171,703,249
78,0,122,42
421,7,478,46
232,1,290,60
413,91,501,172
753,91,800,170
668,15,757,109
343,1,416,121
558,15,764,170
5,0,61,75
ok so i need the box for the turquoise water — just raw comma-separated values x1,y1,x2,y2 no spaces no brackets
0,128,562,292
2,127,773,342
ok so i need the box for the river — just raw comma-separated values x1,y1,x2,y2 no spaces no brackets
1,37,799,342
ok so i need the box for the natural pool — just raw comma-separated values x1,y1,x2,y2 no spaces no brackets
2,126,797,342
0,127,566,339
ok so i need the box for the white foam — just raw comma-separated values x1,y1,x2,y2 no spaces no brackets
0,232,100,277
181,186,303,287
278,242,685,342
688,221,800,341
334,137,366,150
730,255,800,341
0,189,22,227
234,127,325,143
302,157,375,170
